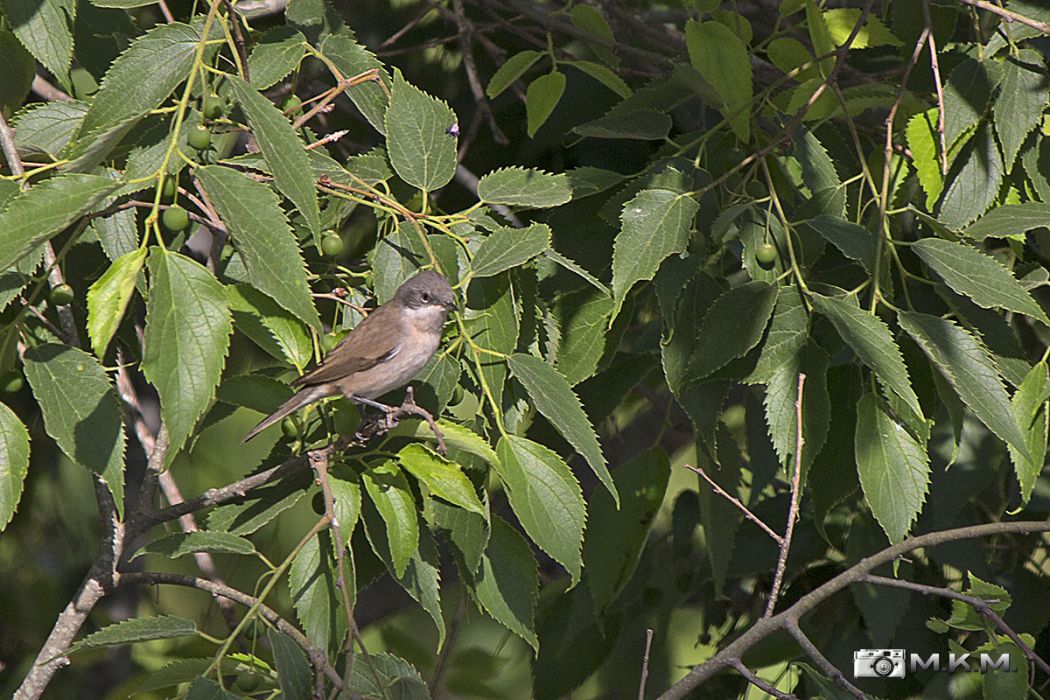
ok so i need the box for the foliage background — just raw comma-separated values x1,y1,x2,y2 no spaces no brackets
1,0,1050,698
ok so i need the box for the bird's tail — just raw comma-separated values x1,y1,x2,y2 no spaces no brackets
242,385,330,443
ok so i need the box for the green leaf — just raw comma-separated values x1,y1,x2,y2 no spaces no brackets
508,353,616,504
687,282,778,381
0,30,35,114
362,460,418,578
574,109,673,140
317,32,388,135
899,311,1029,459
477,167,572,208
804,0,835,75
143,249,232,461
0,402,30,532
385,69,457,192
70,616,197,652
994,50,1046,170
227,76,321,238
1008,362,1048,505
23,344,125,517
289,531,341,651
78,22,203,138
943,58,998,150
87,248,146,358
464,273,517,410
401,419,499,467
552,287,614,386
982,637,1029,700
13,101,87,161
745,286,809,385
471,224,550,278
965,202,1050,240
823,8,902,47
569,4,616,67
811,293,923,421
134,531,257,560
526,71,566,137
495,435,586,584
329,475,362,548
471,516,539,651
399,444,485,515
584,448,670,613
855,393,930,544
937,124,1002,230
612,189,699,321
906,108,944,209
186,678,238,700
801,216,876,273
764,343,830,473
685,20,752,141
944,573,1011,631
912,238,1049,325
0,173,118,272
564,59,631,98
248,26,306,90
267,628,313,700
427,499,488,575
196,165,320,329
133,659,214,695
227,284,313,371
207,472,310,535
0,0,74,83
371,221,427,304
348,653,429,699
487,50,543,98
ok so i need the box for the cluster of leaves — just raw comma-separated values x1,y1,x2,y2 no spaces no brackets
1,0,1050,698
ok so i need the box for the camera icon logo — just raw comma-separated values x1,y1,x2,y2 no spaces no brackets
854,649,906,679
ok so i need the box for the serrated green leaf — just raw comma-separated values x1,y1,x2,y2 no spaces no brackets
687,282,778,381
0,30,34,113
471,516,539,651
564,167,626,199
318,32,389,135
564,59,631,98
937,125,1003,229
685,20,752,141
248,26,306,90
906,108,944,209
584,448,670,613
552,287,613,386
855,393,930,544
87,248,146,358
372,220,427,304
132,658,213,695
267,628,313,700
526,71,566,137
465,273,517,410
899,311,1029,460
1008,362,1048,505
982,637,1028,700
23,344,125,517
348,653,429,699
487,50,543,98
574,109,673,140
471,224,550,278
804,0,835,75
399,444,485,515
912,238,1049,324
964,202,1050,240
569,4,616,67
746,286,809,384
329,475,361,548
764,343,830,473
495,435,586,584
0,402,30,532
811,293,923,421
385,69,457,192
0,0,74,82
196,165,320,329
943,58,998,150
143,249,232,461
70,616,197,653
612,188,699,321
227,284,313,371
206,472,310,535
228,76,321,238
801,215,876,272
0,173,118,273
289,531,341,651
186,678,238,700
507,353,616,504
134,531,257,560
943,573,1011,631
362,460,418,578
78,22,202,138
477,167,572,208
994,50,1046,170
823,8,902,48
12,100,88,160
401,419,499,467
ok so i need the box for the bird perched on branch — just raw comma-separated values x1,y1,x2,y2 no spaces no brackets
243,270,455,442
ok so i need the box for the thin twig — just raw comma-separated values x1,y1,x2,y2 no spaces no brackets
728,659,799,700
923,1,948,175
31,75,71,102
765,373,806,617
785,623,866,700
959,0,1050,33
157,0,175,23
639,628,654,700
685,464,783,545
448,0,508,144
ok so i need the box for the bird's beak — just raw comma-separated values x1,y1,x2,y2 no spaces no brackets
442,300,457,311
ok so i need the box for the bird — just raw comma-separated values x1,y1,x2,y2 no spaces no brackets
243,270,456,442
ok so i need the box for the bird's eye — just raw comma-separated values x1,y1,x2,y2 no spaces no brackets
421,292,430,302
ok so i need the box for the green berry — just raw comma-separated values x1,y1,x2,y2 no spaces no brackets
755,242,777,268
321,233,345,257
188,125,212,150
450,384,464,406
282,95,302,114
49,284,74,306
159,175,178,201
235,670,261,692
202,93,224,119
311,491,326,515
162,206,190,231
1,371,23,393
281,416,300,438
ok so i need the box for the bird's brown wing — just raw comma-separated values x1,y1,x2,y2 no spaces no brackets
291,306,400,387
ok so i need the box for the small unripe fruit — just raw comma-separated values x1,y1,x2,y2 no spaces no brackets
235,670,261,692
282,95,302,114
202,93,224,119
321,233,345,257
756,243,777,268
159,175,178,200
188,125,212,150
1,371,23,393
49,284,74,306
281,416,300,438
162,206,190,231
450,384,464,405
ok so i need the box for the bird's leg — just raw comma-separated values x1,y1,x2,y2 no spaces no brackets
349,394,399,430
397,386,447,456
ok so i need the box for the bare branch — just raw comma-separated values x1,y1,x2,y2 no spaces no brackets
728,659,799,700
959,0,1050,33
685,464,783,545
765,373,806,617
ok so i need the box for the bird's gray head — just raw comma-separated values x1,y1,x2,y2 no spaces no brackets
394,270,456,312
